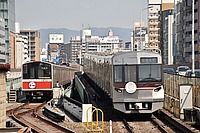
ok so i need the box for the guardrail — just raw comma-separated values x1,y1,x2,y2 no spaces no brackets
63,96,82,121
74,72,90,103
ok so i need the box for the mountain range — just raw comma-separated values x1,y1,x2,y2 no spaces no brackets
39,27,133,49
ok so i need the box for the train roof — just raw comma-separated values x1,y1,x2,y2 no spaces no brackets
23,61,53,65
85,49,161,57
85,50,160,58
22,61,80,70
84,49,162,64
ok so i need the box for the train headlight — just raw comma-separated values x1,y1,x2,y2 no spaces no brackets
115,88,123,93
125,82,137,94
154,86,162,92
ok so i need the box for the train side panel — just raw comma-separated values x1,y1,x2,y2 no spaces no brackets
84,55,113,97
53,65,77,87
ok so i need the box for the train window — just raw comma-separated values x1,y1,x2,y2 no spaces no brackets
138,64,161,82
22,64,28,79
140,57,158,63
114,66,122,82
30,66,35,79
124,65,137,82
38,63,51,79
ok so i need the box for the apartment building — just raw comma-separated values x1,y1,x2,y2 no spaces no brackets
133,21,147,50
148,0,162,50
161,0,174,65
0,0,15,127
70,36,81,62
20,30,40,61
0,18,5,64
0,0,15,63
162,11,174,65
15,35,29,69
173,0,199,67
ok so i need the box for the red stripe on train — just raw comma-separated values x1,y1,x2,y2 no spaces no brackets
136,88,154,90
119,88,154,90
22,81,52,89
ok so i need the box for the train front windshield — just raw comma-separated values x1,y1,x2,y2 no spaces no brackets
23,62,51,79
138,64,162,82
114,64,162,83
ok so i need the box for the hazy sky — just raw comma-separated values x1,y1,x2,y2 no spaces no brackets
15,0,147,30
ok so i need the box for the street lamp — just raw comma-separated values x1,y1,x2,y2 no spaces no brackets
140,6,153,50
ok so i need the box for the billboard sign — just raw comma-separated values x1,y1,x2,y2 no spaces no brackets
49,34,64,44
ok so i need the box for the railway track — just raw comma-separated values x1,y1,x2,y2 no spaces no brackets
10,102,75,133
121,118,134,133
151,114,176,133
152,110,199,133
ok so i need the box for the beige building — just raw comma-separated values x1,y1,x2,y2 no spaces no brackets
10,32,16,69
0,64,10,127
148,0,174,51
162,0,174,11
20,30,40,61
148,0,162,50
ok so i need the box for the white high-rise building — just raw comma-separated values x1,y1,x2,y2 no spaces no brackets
0,18,6,64
133,21,147,50
15,35,29,69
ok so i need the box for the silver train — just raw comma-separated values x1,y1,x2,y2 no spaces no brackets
83,50,164,114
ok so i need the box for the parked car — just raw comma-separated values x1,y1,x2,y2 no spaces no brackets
163,68,175,74
185,69,200,77
176,66,190,76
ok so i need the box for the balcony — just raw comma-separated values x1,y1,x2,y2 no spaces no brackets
195,12,198,20
195,34,198,42
185,14,192,21
195,3,198,10
149,20,159,25
0,54,6,60
185,46,191,53
149,28,159,31
185,24,192,32
185,36,191,42
185,44,199,53
149,34,159,37
194,23,198,30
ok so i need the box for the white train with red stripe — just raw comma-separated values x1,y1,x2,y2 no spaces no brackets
22,61,75,101
83,50,164,113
